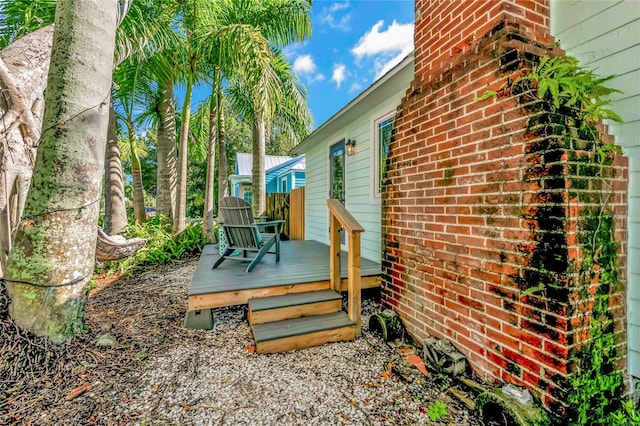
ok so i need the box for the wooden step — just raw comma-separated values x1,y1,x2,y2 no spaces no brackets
248,290,342,325
252,311,356,354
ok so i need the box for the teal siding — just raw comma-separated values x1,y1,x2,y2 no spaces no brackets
551,0,640,378
277,173,293,193
294,171,305,188
267,158,305,193
265,172,279,193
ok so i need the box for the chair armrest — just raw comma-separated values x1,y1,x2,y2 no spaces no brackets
256,220,284,233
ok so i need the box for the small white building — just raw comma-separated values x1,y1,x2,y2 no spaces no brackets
292,53,414,262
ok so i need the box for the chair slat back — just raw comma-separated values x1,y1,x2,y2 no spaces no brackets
220,197,255,225
219,197,260,248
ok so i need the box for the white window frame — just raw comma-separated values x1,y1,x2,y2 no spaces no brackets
371,111,395,201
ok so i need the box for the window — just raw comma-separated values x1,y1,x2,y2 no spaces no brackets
375,115,394,196
330,140,345,203
243,187,252,204
281,176,288,193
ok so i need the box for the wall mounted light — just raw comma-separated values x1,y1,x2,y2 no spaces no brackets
346,139,356,156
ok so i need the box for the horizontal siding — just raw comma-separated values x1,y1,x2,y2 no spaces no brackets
551,0,640,377
303,86,409,262
305,141,329,245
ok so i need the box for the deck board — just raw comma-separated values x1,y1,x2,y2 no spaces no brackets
187,240,381,303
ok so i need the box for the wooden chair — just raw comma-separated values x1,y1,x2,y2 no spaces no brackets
213,197,283,273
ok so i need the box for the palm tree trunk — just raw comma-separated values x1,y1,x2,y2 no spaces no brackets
252,110,266,218
156,75,177,225
4,0,119,342
215,80,229,203
127,125,146,225
202,94,217,243
216,108,229,202
104,105,128,234
173,72,194,234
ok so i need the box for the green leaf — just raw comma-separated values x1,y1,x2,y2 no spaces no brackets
427,401,448,421
474,90,497,101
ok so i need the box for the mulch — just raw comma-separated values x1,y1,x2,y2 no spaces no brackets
0,261,193,425
1,258,479,425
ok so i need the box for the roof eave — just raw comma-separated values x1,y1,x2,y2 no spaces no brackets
292,52,414,155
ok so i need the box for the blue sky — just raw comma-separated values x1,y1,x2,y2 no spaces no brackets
287,0,415,128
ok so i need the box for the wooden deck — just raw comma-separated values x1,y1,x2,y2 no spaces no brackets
187,240,381,311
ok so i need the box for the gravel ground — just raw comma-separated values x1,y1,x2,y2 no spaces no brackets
1,258,480,425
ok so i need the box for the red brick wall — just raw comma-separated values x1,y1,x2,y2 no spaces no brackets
413,0,551,87
381,0,628,414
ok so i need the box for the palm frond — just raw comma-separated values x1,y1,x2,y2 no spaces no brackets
0,0,55,49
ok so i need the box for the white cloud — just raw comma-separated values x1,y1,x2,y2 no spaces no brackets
373,47,413,79
351,20,414,80
311,73,326,83
348,81,362,94
330,1,349,12
293,54,317,74
292,54,325,84
282,42,305,60
352,20,413,58
319,1,351,31
332,64,347,88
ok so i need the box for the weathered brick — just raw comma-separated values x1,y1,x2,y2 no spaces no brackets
380,0,627,413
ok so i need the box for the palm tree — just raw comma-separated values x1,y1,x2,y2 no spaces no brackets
155,69,178,224
104,105,128,235
202,0,312,218
0,0,56,49
112,58,155,224
109,1,179,229
225,50,311,216
5,0,124,341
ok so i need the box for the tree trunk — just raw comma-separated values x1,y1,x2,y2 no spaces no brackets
156,75,177,225
104,105,128,235
202,93,217,243
0,25,53,276
4,0,119,342
128,126,146,225
173,73,194,234
216,106,229,202
252,111,266,218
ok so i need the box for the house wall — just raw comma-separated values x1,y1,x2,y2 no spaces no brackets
550,0,640,379
266,168,279,194
277,172,290,193
277,171,300,193
294,170,305,188
382,0,628,416
304,89,408,262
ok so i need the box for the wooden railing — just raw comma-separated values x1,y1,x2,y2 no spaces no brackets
327,199,364,337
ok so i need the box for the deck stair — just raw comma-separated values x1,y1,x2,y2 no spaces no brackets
248,290,355,354
248,200,366,354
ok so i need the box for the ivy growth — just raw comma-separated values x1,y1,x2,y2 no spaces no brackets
476,54,638,423
565,213,629,425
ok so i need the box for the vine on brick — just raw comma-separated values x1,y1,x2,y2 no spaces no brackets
478,54,638,424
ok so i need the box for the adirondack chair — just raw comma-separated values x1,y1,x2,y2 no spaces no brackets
213,197,283,273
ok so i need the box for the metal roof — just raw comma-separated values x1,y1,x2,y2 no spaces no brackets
235,153,304,176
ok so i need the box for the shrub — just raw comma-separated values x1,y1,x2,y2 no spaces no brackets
97,216,206,276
